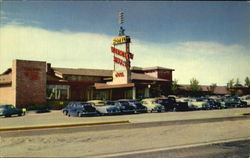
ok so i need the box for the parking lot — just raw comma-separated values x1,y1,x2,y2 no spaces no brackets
1,107,250,130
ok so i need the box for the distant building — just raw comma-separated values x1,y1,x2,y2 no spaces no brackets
177,84,228,96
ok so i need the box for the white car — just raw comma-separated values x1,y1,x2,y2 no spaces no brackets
141,98,165,112
87,100,121,115
240,95,250,106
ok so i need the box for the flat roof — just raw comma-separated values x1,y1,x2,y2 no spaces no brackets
53,67,113,77
131,66,175,71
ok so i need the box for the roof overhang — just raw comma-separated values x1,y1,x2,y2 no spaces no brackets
95,83,135,90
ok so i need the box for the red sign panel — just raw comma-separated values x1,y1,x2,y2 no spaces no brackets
111,47,134,60
114,56,130,68
115,72,125,77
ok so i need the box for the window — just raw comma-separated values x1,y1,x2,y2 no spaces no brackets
47,85,70,100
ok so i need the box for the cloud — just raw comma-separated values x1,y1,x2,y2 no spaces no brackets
0,24,249,86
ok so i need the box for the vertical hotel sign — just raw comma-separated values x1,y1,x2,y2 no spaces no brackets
111,35,133,68
109,12,135,84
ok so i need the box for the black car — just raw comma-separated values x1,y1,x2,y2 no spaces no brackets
118,99,147,113
0,105,25,117
156,97,177,111
112,101,136,114
63,102,98,117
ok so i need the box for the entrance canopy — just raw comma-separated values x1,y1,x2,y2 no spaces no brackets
95,83,135,90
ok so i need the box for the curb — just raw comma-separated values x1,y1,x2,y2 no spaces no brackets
0,120,130,132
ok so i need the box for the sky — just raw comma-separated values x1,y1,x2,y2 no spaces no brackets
0,1,249,86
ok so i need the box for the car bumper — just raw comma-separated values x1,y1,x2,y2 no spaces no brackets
80,112,98,116
121,109,136,114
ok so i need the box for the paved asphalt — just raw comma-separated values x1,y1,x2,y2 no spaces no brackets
1,108,250,129
101,139,250,158
1,108,250,157
1,115,250,137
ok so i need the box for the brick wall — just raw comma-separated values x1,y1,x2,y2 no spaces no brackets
13,60,46,107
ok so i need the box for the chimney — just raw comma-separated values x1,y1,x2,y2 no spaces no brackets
46,63,52,73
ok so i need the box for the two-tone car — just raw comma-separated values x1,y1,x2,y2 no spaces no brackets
88,100,121,115
240,95,250,107
141,98,165,112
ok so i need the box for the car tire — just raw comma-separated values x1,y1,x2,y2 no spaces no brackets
77,112,81,117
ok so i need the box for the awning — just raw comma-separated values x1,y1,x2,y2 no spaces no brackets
95,83,135,90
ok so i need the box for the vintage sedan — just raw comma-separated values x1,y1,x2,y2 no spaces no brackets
225,97,247,108
141,98,165,112
0,105,25,117
87,100,105,106
66,102,98,117
156,97,177,111
119,99,147,113
112,100,137,114
189,98,206,110
89,101,121,115
202,99,222,110
240,95,250,106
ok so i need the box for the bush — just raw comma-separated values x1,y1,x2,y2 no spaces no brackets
47,101,70,110
26,104,50,111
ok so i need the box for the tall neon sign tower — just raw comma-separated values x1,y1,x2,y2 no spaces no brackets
110,12,134,84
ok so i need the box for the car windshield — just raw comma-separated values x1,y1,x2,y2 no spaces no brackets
196,98,204,102
80,103,92,106
245,96,250,100
106,101,115,105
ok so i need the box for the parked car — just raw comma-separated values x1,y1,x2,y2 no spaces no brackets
240,95,250,106
112,100,136,114
225,97,247,108
87,100,105,106
90,101,121,115
188,98,206,110
202,99,222,110
156,97,189,112
156,97,177,111
119,99,147,113
65,102,98,117
0,105,25,117
62,103,73,115
141,98,165,112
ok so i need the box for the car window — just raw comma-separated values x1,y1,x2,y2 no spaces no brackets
120,101,130,106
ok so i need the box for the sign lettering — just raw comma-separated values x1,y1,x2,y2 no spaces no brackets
22,67,40,80
114,56,130,68
24,72,39,80
111,47,134,60
115,72,125,77
112,36,130,45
